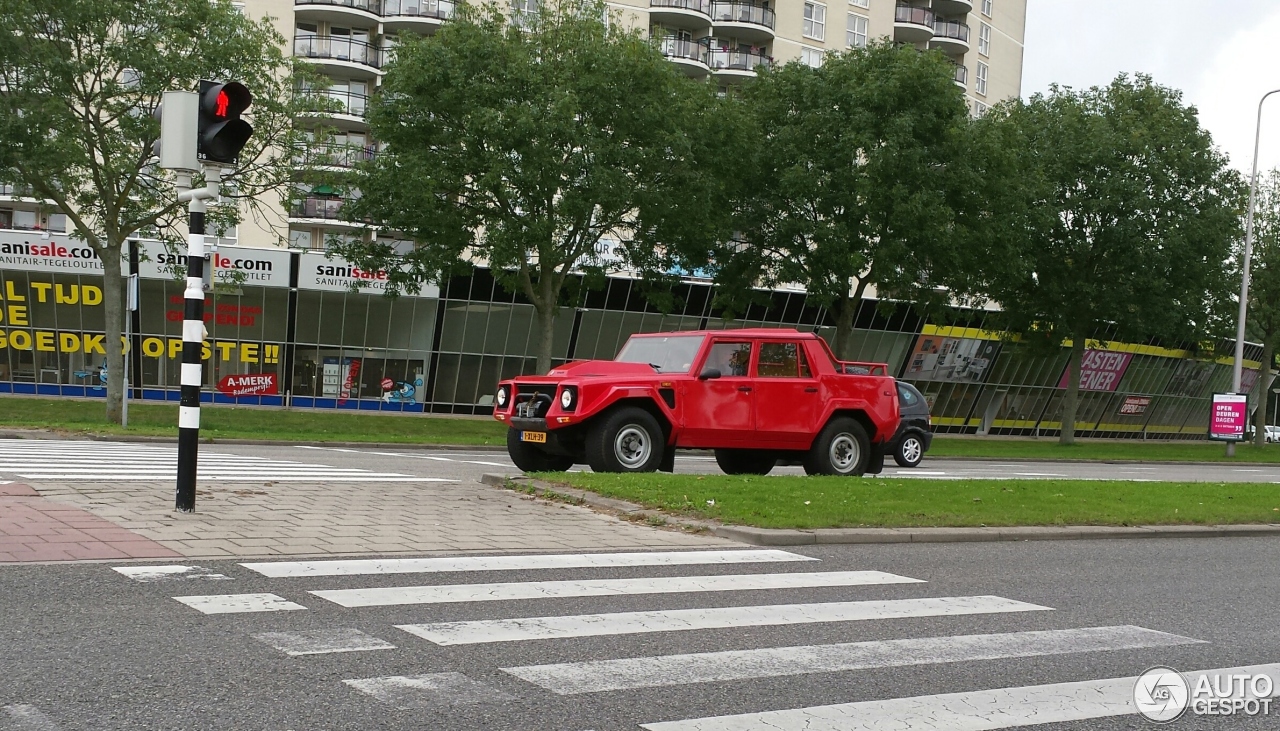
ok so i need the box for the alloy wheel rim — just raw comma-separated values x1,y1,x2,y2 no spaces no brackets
829,433,860,473
902,437,922,463
614,425,651,468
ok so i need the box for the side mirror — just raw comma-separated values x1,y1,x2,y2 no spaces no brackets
698,367,722,380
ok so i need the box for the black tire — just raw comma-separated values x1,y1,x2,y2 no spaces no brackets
585,406,666,473
714,449,776,475
893,433,926,468
506,428,575,472
804,417,870,476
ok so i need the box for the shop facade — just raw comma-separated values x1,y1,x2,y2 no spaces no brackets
0,229,1268,438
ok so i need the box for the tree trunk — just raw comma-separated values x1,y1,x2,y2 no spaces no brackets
534,304,557,374
100,244,125,425
830,281,867,361
1254,340,1275,447
1059,334,1086,446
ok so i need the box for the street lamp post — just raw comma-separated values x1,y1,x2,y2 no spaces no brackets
1228,88,1280,457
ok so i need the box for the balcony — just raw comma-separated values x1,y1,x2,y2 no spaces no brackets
952,62,968,88
929,19,970,54
293,35,382,75
382,0,455,32
893,5,934,43
649,0,712,32
710,2,775,42
657,37,711,77
290,196,365,225
293,0,382,25
709,48,772,78
295,142,378,169
931,0,973,18
299,88,371,125
0,183,38,200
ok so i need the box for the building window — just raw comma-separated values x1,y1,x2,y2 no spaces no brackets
981,0,992,16
512,0,539,28
846,13,868,48
800,47,824,67
976,61,988,96
848,0,868,6
974,100,989,117
803,2,825,41
978,22,991,56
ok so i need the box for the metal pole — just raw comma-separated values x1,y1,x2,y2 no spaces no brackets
1228,89,1280,456
175,168,220,512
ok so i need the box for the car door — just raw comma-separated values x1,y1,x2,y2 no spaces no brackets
751,341,822,446
680,340,755,447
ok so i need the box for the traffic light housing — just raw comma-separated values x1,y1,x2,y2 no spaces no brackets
197,80,253,164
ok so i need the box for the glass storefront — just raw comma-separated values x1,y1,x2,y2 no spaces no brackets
0,228,1269,438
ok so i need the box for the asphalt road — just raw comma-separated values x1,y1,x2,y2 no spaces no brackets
3,539,1279,730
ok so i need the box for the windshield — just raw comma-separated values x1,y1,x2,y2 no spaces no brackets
615,335,705,374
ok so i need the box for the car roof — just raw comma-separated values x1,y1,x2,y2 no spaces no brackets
630,328,815,340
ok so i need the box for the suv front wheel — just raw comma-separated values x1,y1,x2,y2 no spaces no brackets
585,406,666,473
804,417,870,476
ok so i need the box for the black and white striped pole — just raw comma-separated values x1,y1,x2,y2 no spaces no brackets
174,170,217,512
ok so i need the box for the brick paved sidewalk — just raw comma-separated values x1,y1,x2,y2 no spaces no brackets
1,477,726,563
0,483,179,563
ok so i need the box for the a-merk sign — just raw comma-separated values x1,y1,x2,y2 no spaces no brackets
217,372,278,397
298,250,439,297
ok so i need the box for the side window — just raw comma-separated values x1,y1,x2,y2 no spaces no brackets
758,342,810,378
705,342,753,377
897,384,918,407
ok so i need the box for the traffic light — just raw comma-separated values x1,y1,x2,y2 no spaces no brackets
197,80,253,164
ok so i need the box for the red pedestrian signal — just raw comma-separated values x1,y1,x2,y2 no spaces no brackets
197,80,253,164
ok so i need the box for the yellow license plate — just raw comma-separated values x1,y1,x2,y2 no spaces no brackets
521,431,547,444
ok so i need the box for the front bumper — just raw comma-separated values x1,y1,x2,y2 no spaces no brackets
508,417,579,457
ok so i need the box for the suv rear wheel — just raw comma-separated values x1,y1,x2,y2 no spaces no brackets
804,418,870,476
714,449,776,475
506,429,575,472
585,406,665,473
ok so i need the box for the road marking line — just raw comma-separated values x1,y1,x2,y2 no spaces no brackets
295,445,456,462
254,628,395,656
343,673,514,708
397,595,1052,645
462,460,510,467
638,661,1280,730
244,549,817,578
113,565,231,582
173,593,307,614
1012,472,1067,477
19,475,452,482
311,570,923,608
890,470,947,475
2,705,61,731
503,626,1201,695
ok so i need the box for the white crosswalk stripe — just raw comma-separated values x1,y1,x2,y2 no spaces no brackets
0,440,448,482
145,549,1252,726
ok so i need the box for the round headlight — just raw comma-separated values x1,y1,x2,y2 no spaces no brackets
560,389,574,409
496,387,508,406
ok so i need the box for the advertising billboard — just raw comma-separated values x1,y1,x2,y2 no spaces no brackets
1209,393,1248,441
1057,349,1133,392
905,336,1001,383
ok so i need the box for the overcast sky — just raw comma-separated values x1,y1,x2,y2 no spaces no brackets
1023,0,1280,175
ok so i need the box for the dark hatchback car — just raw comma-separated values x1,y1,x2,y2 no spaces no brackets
888,381,932,467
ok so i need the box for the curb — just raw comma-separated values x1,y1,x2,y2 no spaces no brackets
925,455,1280,467
481,473,1280,546
0,430,505,452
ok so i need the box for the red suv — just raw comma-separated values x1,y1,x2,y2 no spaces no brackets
493,329,900,476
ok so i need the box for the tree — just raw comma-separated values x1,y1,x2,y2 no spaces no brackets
0,0,316,423
981,75,1243,445
336,0,741,374
1246,169,1280,446
718,42,976,359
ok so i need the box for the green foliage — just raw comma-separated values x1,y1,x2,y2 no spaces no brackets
338,0,742,372
980,75,1245,443
716,42,974,357
1246,169,1280,444
0,0,318,422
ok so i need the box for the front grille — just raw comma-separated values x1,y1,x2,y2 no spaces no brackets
514,384,554,418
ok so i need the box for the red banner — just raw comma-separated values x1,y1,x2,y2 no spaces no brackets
217,372,278,397
1058,350,1133,392
1118,395,1151,415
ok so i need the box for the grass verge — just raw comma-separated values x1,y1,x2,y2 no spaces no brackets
546,472,1280,529
928,436,1280,463
0,396,508,446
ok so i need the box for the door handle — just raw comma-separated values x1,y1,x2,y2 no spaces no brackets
737,386,752,392
804,387,818,393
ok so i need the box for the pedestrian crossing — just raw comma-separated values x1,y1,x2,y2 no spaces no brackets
0,440,448,482
112,548,1266,729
